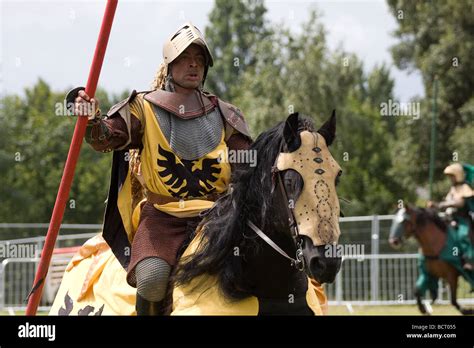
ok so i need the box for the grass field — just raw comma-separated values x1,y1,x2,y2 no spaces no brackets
0,310,48,316
327,304,464,315
0,305,469,316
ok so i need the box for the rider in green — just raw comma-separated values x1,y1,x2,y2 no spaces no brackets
429,163,474,270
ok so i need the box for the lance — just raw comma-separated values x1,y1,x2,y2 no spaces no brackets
25,0,119,315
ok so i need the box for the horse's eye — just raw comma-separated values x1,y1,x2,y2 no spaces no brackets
335,170,342,186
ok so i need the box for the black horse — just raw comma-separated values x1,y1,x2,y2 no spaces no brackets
171,112,343,315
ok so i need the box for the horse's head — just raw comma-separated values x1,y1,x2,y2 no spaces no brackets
389,206,416,248
273,111,342,284
389,205,447,250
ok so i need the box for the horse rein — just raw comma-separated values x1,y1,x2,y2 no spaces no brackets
247,218,304,270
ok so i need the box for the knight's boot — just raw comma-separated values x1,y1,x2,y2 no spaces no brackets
136,293,166,316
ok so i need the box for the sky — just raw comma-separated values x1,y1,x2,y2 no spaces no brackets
0,0,424,102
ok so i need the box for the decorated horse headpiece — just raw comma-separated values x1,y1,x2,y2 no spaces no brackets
275,123,342,246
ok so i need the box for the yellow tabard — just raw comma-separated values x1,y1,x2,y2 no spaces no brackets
118,95,232,241
49,234,137,315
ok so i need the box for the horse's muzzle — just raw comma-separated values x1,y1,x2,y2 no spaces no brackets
389,237,402,249
301,236,342,284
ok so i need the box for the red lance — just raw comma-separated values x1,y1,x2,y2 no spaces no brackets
25,0,119,315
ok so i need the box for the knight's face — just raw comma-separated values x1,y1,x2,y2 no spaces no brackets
448,174,456,185
170,44,206,90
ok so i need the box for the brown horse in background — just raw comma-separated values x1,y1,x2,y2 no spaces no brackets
389,206,473,315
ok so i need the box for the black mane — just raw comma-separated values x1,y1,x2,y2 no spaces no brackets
413,207,447,232
173,117,314,300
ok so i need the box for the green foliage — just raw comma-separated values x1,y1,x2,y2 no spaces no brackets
1,0,472,238
450,121,474,164
205,0,269,100
387,0,474,200
0,79,115,236
232,11,405,215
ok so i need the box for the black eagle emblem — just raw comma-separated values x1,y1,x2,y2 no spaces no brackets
58,292,104,316
157,145,221,198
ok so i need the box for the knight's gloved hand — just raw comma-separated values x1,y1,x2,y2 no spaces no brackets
65,86,101,120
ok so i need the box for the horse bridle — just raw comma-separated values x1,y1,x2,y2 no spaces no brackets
246,140,306,271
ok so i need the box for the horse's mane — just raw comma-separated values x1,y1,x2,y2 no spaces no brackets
413,207,447,232
173,117,314,300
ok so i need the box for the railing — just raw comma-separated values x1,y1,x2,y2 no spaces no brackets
325,254,473,306
0,217,472,312
0,224,98,313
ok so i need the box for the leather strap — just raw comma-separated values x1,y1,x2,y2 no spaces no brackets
276,171,300,240
247,220,304,270
247,220,299,264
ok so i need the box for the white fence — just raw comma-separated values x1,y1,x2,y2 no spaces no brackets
0,224,98,312
326,254,473,306
0,217,472,312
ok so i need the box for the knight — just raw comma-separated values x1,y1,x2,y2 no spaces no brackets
429,163,474,270
68,22,253,315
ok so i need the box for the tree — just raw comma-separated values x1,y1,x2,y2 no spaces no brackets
0,79,116,238
234,11,405,215
387,0,474,199
204,0,269,100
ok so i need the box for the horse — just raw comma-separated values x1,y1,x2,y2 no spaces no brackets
169,111,343,315
389,206,474,315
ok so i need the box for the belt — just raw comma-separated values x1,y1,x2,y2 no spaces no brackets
146,191,222,205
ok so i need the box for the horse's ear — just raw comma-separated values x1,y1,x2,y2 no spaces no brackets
318,109,336,146
283,112,300,149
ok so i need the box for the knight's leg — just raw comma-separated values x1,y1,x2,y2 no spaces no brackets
414,288,427,315
135,257,171,315
456,220,474,269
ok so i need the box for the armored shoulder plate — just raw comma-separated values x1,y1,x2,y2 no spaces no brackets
217,99,252,139
107,90,140,117
104,90,149,151
200,91,252,140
